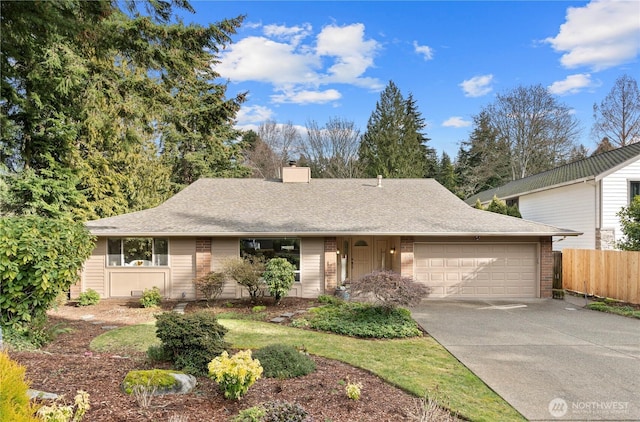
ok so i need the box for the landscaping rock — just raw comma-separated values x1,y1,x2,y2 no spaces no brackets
122,369,197,396
28,389,59,400
270,317,286,323
280,312,295,318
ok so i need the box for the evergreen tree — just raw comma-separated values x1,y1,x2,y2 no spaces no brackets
436,152,457,194
455,111,511,198
358,81,430,178
1,1,247,219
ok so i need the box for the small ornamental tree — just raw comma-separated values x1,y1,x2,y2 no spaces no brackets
0,216,95,330
223,257,266,302
617,196,640,250
263,258,295,305
194,271,225,305
349,270,430,311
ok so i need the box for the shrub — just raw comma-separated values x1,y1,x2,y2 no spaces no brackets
317,294,343,305
308,302,422,338
345,379,363,400
3,319,72,350
194,271,225,305
0,350,40,422
77,289,100,307
36,390,90,422
146,345,172,362
252,305,266,313
349,270,430,310
263,258,295,305
0,216,94,330
223,257,266,302
154,311,228,375
233,405,266,422
139,287,161,308
261,401,313,422
252,344,316,379
208,350,263,400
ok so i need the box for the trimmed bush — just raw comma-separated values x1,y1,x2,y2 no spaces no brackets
309,302,422,339
0,350,39,422
77,289,100,306
140,287,161,308
263,258,295,305
154,311,228,376
252,344,316,379
223,257,266,302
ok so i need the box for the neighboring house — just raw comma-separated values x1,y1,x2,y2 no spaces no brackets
466,143,640,251
79,166,578,300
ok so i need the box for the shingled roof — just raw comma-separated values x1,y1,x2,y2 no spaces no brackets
86,178,578,237
465,142,640,205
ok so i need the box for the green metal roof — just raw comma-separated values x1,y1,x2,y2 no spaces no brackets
465,142,640,204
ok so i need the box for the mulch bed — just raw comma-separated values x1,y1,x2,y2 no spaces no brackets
10,298,425,421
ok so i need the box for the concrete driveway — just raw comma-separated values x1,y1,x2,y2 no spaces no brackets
410,297,640,421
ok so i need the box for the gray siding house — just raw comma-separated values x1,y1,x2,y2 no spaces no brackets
79,167,578,300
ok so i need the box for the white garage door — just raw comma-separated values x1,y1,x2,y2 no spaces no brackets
414,243,538,298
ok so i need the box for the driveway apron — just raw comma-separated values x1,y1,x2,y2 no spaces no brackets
410,298,640,421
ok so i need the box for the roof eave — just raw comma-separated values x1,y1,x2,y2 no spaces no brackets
481,176,596,202
88,230,582,237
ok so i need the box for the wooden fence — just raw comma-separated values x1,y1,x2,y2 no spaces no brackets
562,249,640,304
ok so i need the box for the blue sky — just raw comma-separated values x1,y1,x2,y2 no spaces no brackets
181,1,639,158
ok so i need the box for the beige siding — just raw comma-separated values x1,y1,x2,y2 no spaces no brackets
170,238,196,299
212,238,242,298
300,238,324,298
519,182,596,251
82,238,107,297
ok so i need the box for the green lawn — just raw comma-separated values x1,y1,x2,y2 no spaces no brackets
91,319,524,421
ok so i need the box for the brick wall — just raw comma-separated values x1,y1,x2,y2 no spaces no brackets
540,237,553,298
195,238,212,300
400,237,414,279
324,237,337,291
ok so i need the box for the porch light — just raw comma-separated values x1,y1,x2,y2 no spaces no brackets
390,247,396,254
336,250,340,255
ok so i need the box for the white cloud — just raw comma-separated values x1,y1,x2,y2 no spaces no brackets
236,105,274,125
216,36,320,86
545,0,640,71
263,23,312,47
316,24,381,87
548,73,598,95
459,74,494,97
413,41,434,60
216,22,383,104
442,117,472,128
271,89,342,104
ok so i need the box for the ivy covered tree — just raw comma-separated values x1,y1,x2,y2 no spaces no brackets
616,196,640,251
1,0,248,220
358,81,432,178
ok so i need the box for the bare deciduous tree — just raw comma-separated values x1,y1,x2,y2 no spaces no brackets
483,84,581,180
592,74,640,147
300,117,361,178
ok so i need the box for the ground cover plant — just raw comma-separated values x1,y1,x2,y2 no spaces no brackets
307,300,423,338
252,344,316,379
587,299,640,319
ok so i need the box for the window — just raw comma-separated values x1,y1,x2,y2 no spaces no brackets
240,238,300,281
630,181,640,202
107,238,169,266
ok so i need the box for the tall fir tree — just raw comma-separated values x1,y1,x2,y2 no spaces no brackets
455,111,511,198
358,81,431,178
1,1,248,220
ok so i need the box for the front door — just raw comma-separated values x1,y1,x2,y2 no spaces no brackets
350,236,372,282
